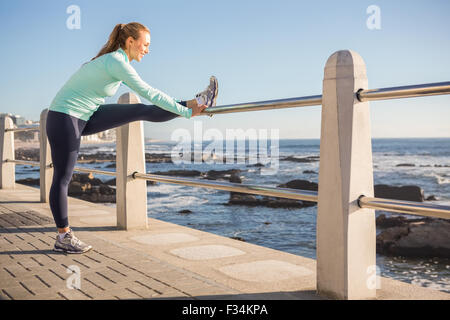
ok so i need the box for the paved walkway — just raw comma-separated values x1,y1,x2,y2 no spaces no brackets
1,183,449,300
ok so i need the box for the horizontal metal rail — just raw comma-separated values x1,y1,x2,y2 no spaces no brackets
5,159,40,167
4,126,40,133
133,172,319,202
202,81,450,116
357,81,450,102
358,196,450,220
203,95,322,116
5,159,115,176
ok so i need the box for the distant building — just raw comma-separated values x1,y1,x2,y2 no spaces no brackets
0,113,31,126
81,129,116,142
0,113,27,126
1,112,116,143
14,116,26,126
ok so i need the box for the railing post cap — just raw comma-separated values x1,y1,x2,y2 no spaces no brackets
324,50,367,79
118,92,141,104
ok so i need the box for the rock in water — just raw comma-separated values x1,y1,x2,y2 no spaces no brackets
152,170,202,177
16,177,40,186
396,163,415,167
277,179,318,192
376,216,450,258
178,209,193,215
15,148,40,161
374,184,424,202
228,179,319,208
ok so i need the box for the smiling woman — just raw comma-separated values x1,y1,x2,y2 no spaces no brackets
46,21,219,254
91,22,150,62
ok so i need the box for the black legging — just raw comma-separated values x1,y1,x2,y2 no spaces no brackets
46,102,184,228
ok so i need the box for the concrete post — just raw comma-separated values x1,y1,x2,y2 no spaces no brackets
0,116,15,189
39,109,53,202
316,50,376,300
115,92,148,230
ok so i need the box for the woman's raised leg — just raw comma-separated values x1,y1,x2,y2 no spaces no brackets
82,102,186,136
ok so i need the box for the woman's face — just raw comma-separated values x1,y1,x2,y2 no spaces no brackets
127,30,150,62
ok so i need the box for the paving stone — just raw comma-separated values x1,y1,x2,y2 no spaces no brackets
79,216,116,225
9,256,43,269
27,292,65,300
172,278,217,292
1,263,29,278
170,244,246,260
10,242,38,252
13,232,36,243
25,238,53,251
87,267,129,285
129,260,169,274
0,268,17,283
218,259,314,282
127,280,161,298
150,270,193,284
69,255,104,271
69,209,111,217
0,254,14,264
17,276,53,295
0,237,15,246
25,254,61,268
91,293,120,300
156,289,191,299
131,277,175,294
57,288,93,300
72,276,108,298
32,271,67,289
109,287,143,300
102,261,138,277
0,284,35,300
130,233,199,245
186,286,235,298
81,271,123,290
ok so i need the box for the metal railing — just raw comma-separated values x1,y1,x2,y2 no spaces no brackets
132,172,319,202
358,196,450,220
357,81,450,102
4,126,40,133
4,159,116,176
203,81,450,116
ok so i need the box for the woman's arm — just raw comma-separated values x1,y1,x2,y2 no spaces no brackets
106,55,193,119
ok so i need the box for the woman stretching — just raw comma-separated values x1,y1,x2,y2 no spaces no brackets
47,22,218,254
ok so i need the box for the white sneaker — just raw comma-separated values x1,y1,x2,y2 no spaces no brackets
54,229,92,254
195,76,218,108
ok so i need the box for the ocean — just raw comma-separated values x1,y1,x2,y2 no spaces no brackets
15,137,450,293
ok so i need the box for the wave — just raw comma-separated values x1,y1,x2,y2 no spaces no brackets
147,195,209,209
423,172,450,185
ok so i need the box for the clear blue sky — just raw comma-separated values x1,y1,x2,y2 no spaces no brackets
1,0,449,139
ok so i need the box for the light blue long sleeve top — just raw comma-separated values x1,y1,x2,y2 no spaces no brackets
49,47,192,121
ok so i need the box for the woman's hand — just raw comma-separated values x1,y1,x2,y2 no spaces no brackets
191,104,207,117
187,99,208,117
